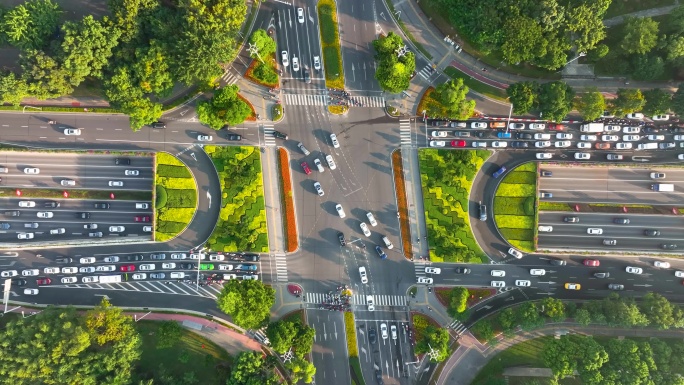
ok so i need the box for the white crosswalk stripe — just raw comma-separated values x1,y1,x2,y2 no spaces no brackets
400,118,412,146
221,71,239,85
263,125,276,147
448,319,468,335
304,292,407,307
418,65,434,80
273,253,288,282
349,95,386,108
284,93,328,106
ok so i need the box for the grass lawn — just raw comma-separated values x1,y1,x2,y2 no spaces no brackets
605,0,676,19
539,201,573,211
444,67,508,101
135,321,232,384
471,336,553,385
419,149,491,263
155,152,197,242
494,162,537,252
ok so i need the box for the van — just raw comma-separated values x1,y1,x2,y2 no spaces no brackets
382,236,394,249
170,272,185,279
637,143,658,150
135,203,149,209
490,122,506,128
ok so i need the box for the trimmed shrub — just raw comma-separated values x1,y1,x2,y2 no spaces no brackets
157,165,192,178
344,312,357,357
157,177,195,190
496,183,536,197
166,189,197,208
495,215,535,229
156,185,168,208
154,152,197,241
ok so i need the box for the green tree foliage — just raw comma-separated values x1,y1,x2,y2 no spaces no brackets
497,308,516,331
0,299,141,384
0,71,30,106
266,319,315,358
640,292,675,329
534,34,571,71
672,83,684,117
104,65,163,130
227,351,279,385
249,29,276,59
373,32,415,93
285,357,316,384
515,302,544,329
542,335,608,381
587,44,609,61
540,297,566,322
434,79,475,120
132,41,175,96
576,87,606,121
566,1,610,53
446,287,469,316
217,279,275,329
507,81,539,114
470,320,494,341
538,81,574,122
501,16,544,65
610,88,645,116
20,50,74,99
107,0,160,43
575,308,591,326
156,320,183,349
631,54,665,81
197,84,252,130
620,17,659,55
643,88,672,116
60,16,122,86
414,326,450,362
2,0,60,50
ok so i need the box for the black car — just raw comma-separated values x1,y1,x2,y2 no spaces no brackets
614,218,630,224
150,253,166,260
94,202,110,209
114,158,131,165
375,370,384,385
241,254,260,262
304,68,311,84
226,134,242,141
4,210,20,217
127,254,143,261
511,141,529,148
644,229,660,236
541,171,552,177
338,232,346,246
549,258,567,266
151,121,166,129
55,257,73,264
273,131,288,140
77,212,91,219
12,279,27,287
643,126,659,133
0,223,9,230
44,201,60,208
594,272,610,278
455,267,471,274
516,133,533,140
180,263,195,269
368,328,377,344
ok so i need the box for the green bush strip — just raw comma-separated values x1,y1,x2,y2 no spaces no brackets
444,67,508,101
1,188,150,201
344,312,357,357
0,105,119,113
418,149,489,263
155,153,197,242
204,146,268,253
493,163,537,253
317,0,345,89
538,201,573,211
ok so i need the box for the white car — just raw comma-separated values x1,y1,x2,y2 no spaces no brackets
64,128,81,135
313,56,321,70
109,226,125,232
44,267,59,274
21,269,39,276
587,228,603,235
37,212,54,218
627,113,645,119
125,170,139,176
131,273,147,280
62,267,77,274
162,263,176,269
650,172,666,179
209,254,225,261
509,123,525,130
616,142,633,149
104,256,119,263
313,181,324,197
84,224,98,229
530,269,546,276
390,324,398,340
554,141,571,148
96,265,116,272
538,225,553,232
425,267,442,274
297,7,305,23
109,181,123,187
139,263,155,271
367,295,375,311
281,51,289,67
430,141,446,147
18,201,35,208
79,267,95,273
556,133,573,140
577,142,591,149
197,135,213,142
605,125,622,132
491,281,505,287
626,266,643,274
418,277,434,284
431,131,448,137
575,153,591,160
223,274,237,280
292,56,299,71
366,212,377,226
80,257,96,264
471,122,487,129
535,141,551,148
515,280,531,287
380,323,388,339
508,248,523,259
218,264,233,271
535,153,553,159
359,266,368,284
143,226,152,232
171,253,187,259
313,158,324,173
335,204,346,218
17,233,34,239
49,228,65,235
325,154,336,170
601,135,617,142
580,135,597,141
654,261,670,268
675,271,684,277
82,276,98,283
330,133,340,148
0,270,17,278
24,288,39,295
653,114,670,121
648,135,665,141
623,135,641,142
360,222,371,237
623,126,641,133
529,123,546,130
61,277,77,284
490,270,505,277
471,142,487,148
24,168,39,174
242,275,259,281
492,141,508,148
534,133,550,140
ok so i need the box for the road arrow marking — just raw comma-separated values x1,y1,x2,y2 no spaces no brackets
476,305,493,311
634,284,652,287
505,296,515,301
94,294,110,300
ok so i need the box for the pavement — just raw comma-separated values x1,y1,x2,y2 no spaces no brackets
603,4,681,27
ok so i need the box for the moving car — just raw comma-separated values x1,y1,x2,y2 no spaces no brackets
273,131,288,140
109,226,125,232
491,281,505,287
564,216,579,223
37,212,54,218
281,51,289,67
534,133,551,140
425,267,441,274
139,264,156,270
359,266,368,284
297,7,304,23
607,154,624,160
608,284,625,290
292,57,300,71
616,143,633,149
626,266,643,274
24,168,39,174
335,204,346,218
338,232,346,246
21,269,39,276
197,134,212,141
602,135,619,142
367,295,375,311
125,170,139,176
390,325,398,340
492,141,508,148
455,267,471,274
368,328,377,344
325,154,336,170
536,153,553,159
556,133,573,140
430,141,446,147
650,172,666,179
451,140,467,147
330,133,340,148
17,233,34,239
587,228,603,235
94,202,110,209
575,152,591,160
472,141,487,147
538,225,553,232
530,269,546,276
36,277,51,285
104,256,120,263
515,280,531,287
49,228,65,234
654,261,670,268
61,277,77,284
109,181,123,187
431,131,448,137
366,212,377,226
529,123,545,130
508,123,525,130
313,56,321,70
114,158,131,165
44,201,60,208
603,239,617,246
492,166,507,178
627,113,645,119
614,218,630,224
644,229,660,236
490,270,505,277
64,128,83,135
508,248,523,259
18,201,35,208
564,283,581,290
471,122,487,129
313,158,324,172
583,259,600,267
580,135,597,141
380,323,388,339
417,277,433,284
594,272,610,278
375,246,387,259
301,162,312,175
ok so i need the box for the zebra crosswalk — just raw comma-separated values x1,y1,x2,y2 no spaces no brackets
282,93,386,108
448,319,468,335
273,253,288,282
400,118,412,146
263,125,276,147
305,292,407,307
220,71,239,86
58,280,226,299
417,65,436,81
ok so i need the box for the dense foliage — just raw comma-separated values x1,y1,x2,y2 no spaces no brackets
433,78,475,120
0,0,246,129
373,32,416,93
266,319,315,357
216,279,275,329
155,152,197,241
197,84,252,129
227,351,280,385
414,325,450,362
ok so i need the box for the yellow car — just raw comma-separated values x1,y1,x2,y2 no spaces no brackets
565,283,581,290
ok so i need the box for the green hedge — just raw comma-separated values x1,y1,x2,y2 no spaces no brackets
500,228,535,242
0,188,151,201
156,185,168,208
157,165,192,178
317,0,344,89
539,201,573,211
319,4,337,45
496,171,536,185
496,183,536,197
154,153,197,242
166,189,197,208
344,312,357,357
495,215,534,229
493,163,537,252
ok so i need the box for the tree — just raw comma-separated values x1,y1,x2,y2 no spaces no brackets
600,339,652,384
292,324,315,358
266,320,298,354
540,297,566,322
672,83,684,117
665,36,684,63
156,320,183,349
2,0,60,50
434,79,475,120
538,81,574,122
20,50,74,99
533,34,570,71
501,16,544,64
446,287,469,316
575,308,591,326
542,335,607,381
217,279,275,329
0,71,29,106
470,320,494,341
373,32,415,93
576,87,605,121
566,0,611,53
587,44,609,61
249,29,276,59
107,0,159,43
640,292,675,329
227,351,279,385
507,81,539,114
285,357,316,384
610,88,645,116
132,41,175,96
643,88,672,116
631,54,665,81
515,302,544,329
414,326,450,362
498,308,516,331
197,84,252,130
620,17,659,55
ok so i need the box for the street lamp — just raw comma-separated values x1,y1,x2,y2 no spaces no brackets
557,52,586,73
22,105,41,113
504,97,513,135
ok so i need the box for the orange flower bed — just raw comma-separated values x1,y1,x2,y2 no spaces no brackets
416,86,435,117
245,54,280,88
392,150,412,260
278,148,298,252
237,93,257,122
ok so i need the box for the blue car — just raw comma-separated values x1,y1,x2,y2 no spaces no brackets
496,132,511,139
493,166,507,178
375,246,387,259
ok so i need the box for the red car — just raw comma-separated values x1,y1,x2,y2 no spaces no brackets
595,143,611,150
135,216,151,222
120,265,136,272
301,162,311,175
548,124,565,131
583,259,600,267
36,277,51,285
451,140,466,147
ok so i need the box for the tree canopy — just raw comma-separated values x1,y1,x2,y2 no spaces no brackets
266,319,315,358
643,88,672,116
537,81,575,122
373,32,415,93
197,85,252,130
576,87,606,121
610,88,645,116
434,79,475,120
620,17,659,55
507,81,539,114
217,279,275,329
227,351,280,385
414,325,450,362
249,29,276,59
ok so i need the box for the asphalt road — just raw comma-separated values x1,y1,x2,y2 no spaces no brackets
273,0,322,86
337,0,382,91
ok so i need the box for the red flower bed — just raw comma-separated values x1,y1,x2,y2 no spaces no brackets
278,148,298,252
392,150,412,260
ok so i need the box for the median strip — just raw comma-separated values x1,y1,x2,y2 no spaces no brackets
317,0,344,90
277,148,298,252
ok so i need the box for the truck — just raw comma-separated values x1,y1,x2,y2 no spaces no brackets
98,275,122,283
580,123,605,133
651,183,674,192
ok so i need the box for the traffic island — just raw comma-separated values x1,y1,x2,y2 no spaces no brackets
271,103,283,122
391,150,413,261
244,53,280,88
154,153,198,242
493,162,538,252
277,148,298,252
317,0,345,89
343,312,365,385
327,105,348,115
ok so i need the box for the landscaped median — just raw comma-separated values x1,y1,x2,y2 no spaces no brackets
344,312,365,385
392,150,412,260
204,146,268,253
493,162,538,252
155,153,197,242
317,0,344,90
277,148,298,252
418,149,490,263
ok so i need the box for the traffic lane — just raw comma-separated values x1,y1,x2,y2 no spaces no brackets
539,185,683,205
308,310,352,385
536,222,684,240
337,1,378,89
0,152,153,167
2,174,153,191
539,164,682,180
538,233,682,252
539,211,684,229
539,169,684,188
